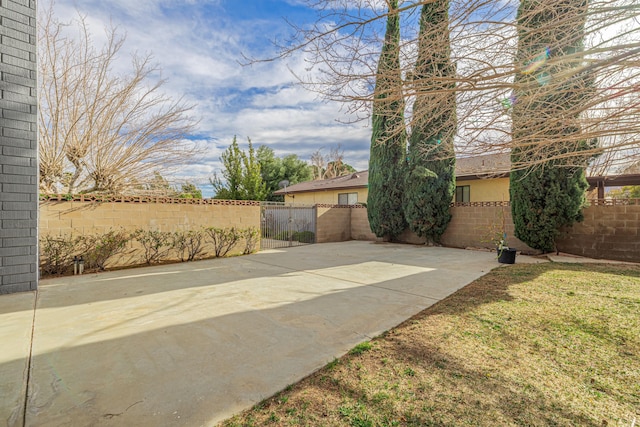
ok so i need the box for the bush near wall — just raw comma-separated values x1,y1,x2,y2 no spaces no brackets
39,197,263,276
39,226,260,277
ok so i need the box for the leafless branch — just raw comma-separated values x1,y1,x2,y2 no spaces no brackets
38,3,200,194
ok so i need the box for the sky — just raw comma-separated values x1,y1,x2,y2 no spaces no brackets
43,0,375,195
41,0,640,195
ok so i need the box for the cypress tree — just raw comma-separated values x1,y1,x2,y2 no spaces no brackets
367,0,407,240
510,0,593,252
403,0,456,244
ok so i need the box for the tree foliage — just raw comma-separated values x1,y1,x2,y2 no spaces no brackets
607,186,640,199
211,137,268,201
367,0,407,240
142,172,177,196
403,0,457,243
179,182,203,199
38,5,197,194
257,146,312,201
510,0,592,252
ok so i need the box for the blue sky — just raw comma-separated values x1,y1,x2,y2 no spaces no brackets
43,0,375,193
42,0,639,193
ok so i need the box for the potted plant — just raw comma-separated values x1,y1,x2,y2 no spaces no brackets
496,201,517,264
481,201,517,264
497,234,517,264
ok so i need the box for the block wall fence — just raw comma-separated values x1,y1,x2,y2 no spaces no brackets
0,0,39,294
419,203,638,263
39,199,261,269
37,198,640,274
441,201,640,263
555,204,639,262
317,201,640,263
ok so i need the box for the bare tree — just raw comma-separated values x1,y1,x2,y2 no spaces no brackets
249,0,640,174
309,149,326,180
309,144,355,179
38,4,199,194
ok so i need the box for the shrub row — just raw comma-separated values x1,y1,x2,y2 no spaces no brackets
40,227,260,276
273,230,315,243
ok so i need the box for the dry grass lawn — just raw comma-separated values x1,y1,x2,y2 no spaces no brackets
221,263,640,427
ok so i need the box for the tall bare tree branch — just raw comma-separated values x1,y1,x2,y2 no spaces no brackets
38,3,199,194
245,0,640,174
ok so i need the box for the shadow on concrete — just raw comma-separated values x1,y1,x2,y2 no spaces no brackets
240,263,640,427
5,242,503,426
29,242,494,310
21,271,456,425
11,243,632,426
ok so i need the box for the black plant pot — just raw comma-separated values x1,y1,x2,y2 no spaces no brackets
497,248,517,264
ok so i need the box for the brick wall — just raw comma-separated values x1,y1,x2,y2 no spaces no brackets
1,0,38,294
40,200,261,268
556,204,640,262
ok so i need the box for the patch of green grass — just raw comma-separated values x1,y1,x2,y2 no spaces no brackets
326,357,340,370
349,341,373,356
220,263,640,427
403,367,416,377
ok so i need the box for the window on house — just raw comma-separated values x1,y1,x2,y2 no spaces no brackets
455,186,470,203
338,192,358,205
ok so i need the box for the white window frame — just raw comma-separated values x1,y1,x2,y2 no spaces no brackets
338,192,358,205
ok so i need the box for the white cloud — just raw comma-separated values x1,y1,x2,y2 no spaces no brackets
40,0,372,191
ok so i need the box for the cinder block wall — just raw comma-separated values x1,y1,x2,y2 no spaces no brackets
346,204,640,263
1,0,39,294
316,206,352,243
350,207,378,241
556,204,640,262
39,201,261,268
440,205,538,254
40,201,261,235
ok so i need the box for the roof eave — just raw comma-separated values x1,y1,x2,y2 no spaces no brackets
274,183,368,195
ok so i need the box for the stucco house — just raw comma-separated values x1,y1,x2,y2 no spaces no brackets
275,152,640,204
274,170,370,205
275,153,512,204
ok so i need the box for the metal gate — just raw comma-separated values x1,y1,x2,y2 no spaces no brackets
260,203,317,250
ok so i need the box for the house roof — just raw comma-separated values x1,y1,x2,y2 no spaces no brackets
274,172,368,195
275,153,511,195
455,153,511,179
275,152,640,196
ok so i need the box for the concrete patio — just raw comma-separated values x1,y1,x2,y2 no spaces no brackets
1,241,544,426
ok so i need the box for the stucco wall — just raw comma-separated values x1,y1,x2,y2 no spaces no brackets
1,0,39,294
285,188,368,205
457,177,510,202
288,177,509,206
